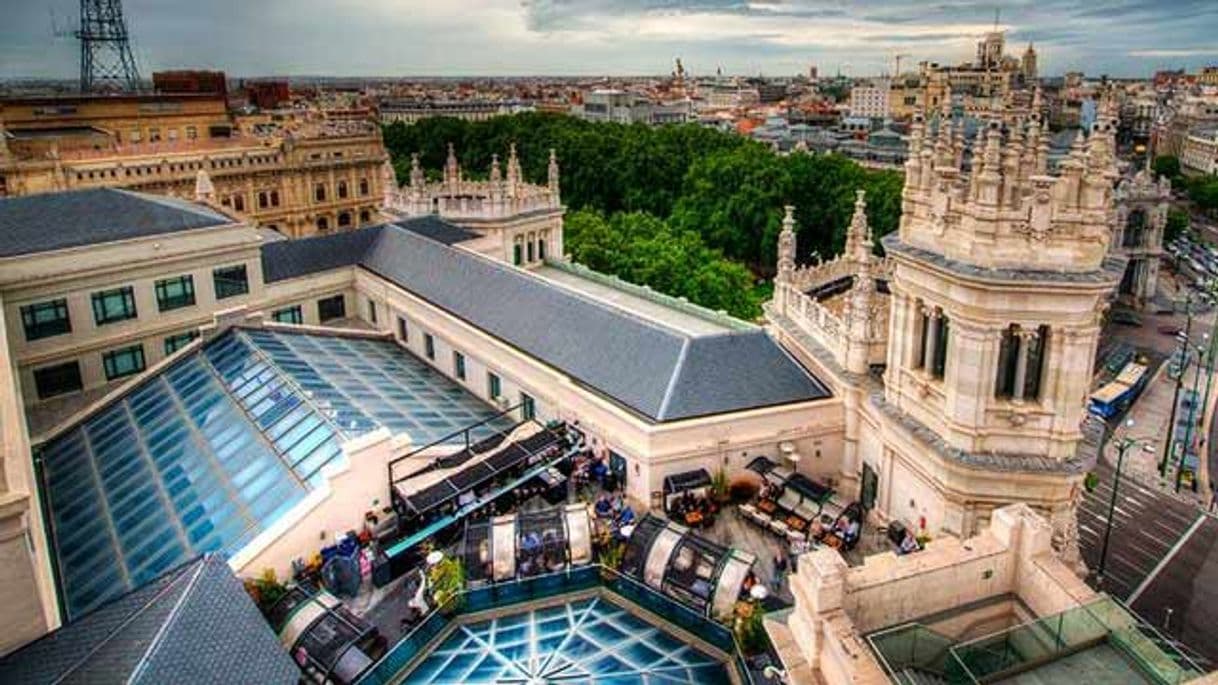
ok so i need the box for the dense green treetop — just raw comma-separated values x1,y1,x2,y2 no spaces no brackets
383,113,903,318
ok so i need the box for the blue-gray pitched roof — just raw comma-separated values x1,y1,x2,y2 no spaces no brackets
0,555,297,685
261,218,830,421
0,188,232,258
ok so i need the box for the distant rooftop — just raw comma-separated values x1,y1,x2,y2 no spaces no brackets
0,188,233,258
0,555,297,685
263,218,830,421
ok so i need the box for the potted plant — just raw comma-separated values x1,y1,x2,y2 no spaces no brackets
244,568,289,619
599,541,626,580
735,605,771,656
428,557,466,613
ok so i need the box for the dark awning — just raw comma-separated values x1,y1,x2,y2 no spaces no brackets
745,456,778,475
786,473,834,504
663,468,712,494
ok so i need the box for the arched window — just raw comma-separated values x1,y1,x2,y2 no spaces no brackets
233,194,245,212
258,191,269,209
359,209,371,224
315,183,327,202
338,180,349,199
270,190,280,207
358,178,369,196
317,217,330,232
1124,208,1147,248
338,212,352,228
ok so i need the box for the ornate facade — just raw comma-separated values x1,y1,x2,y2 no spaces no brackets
385,143,564,266
1114,165,1170,308
0,94,389,238
769,91,1123,563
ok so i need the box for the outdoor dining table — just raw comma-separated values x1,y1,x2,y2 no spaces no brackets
757,499,778,514
685,510,704,526
786,515,807,532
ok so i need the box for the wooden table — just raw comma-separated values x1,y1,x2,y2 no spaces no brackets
823,534,843,550
757,499,778,514
685,511,704,526
786,516,808,532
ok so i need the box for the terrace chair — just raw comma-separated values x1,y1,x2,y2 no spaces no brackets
769,519,790,537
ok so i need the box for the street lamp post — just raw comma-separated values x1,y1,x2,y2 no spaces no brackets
1161,295,1194,477
1097,419,1141,587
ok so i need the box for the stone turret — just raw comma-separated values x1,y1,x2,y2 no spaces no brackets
899,83,1117,272
506,143,522,196
381,159,401,207
0,120,9,162
547,148,560,203
443,143,461,187
842,191,878,375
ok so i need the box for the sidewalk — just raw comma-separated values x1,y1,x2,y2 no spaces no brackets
1109,358,1209,509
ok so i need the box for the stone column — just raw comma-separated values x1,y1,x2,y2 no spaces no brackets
922,306,941,372
1012,327,1037,401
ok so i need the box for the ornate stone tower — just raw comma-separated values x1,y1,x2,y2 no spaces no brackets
880,93,1120,539
1113,165,1170,309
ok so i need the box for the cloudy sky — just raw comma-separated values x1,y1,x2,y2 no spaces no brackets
2,0,1216,79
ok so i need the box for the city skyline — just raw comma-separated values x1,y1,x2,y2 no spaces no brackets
2,0,1217,81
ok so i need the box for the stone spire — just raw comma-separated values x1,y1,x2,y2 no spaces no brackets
0,120,9,161
443,143,461,187
506,143,522,195
547,148,560,202
777,205,797,283
842,190,877,375
409,152,425,188
381,158,401,207
489,153,503,203
194,168,215,203
845,190,873,265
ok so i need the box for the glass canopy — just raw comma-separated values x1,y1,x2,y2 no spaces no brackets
403,596,731,684
38,327,508,620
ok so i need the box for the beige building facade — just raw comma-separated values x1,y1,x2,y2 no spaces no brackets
768,92,1122,562
0,93,389,238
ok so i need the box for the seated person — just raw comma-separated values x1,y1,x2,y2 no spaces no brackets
843,518,861,544
898,529,920,555
594,495,613,518
617,505,636,526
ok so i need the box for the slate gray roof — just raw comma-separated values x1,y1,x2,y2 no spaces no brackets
0,555,297,685
262,225,384,282
0,188,232,258
394,214,481,245
260,218,830,421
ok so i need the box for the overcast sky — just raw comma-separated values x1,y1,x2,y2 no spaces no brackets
2,0,1216,79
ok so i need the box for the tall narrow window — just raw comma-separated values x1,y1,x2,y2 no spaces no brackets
513,243,522,266
397,316,408,342
424,333,435,360
368,299,377,323
913,303,928,369
315,183,327,202
520,392,536,421
21,299,71,341
931,315,949,379
359,178,370,196
488,372,501,399
995,325,1019,398
453,351,466,380
1024,326,1049,400
537,238,546,261
527,241,535,262
337,180,349,199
